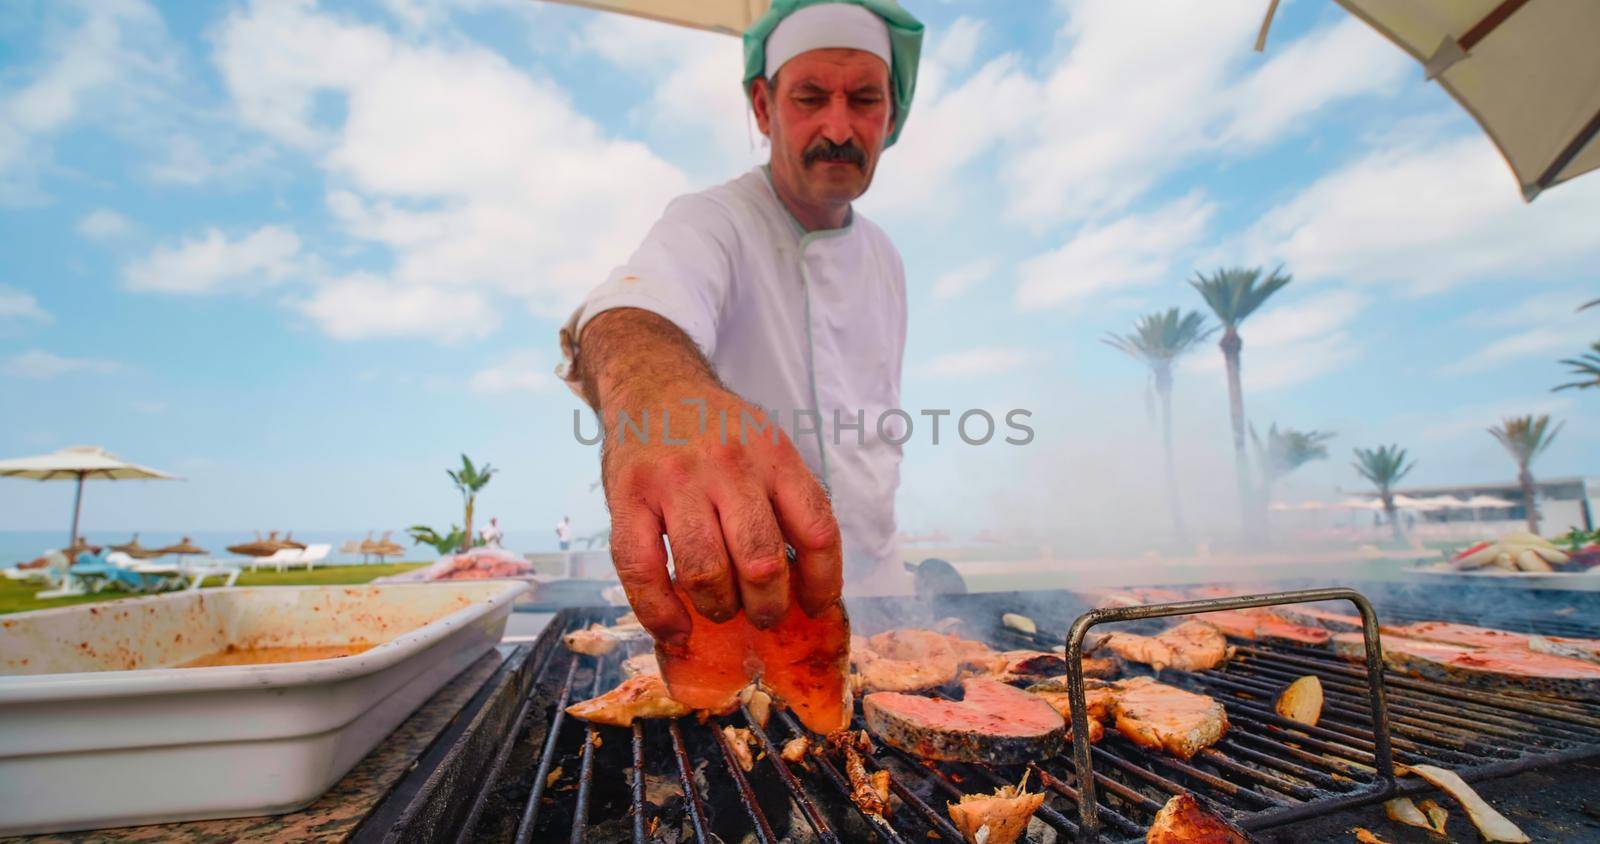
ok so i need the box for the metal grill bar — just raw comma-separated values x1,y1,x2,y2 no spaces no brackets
569,666,607,844
709,723,778,843
874,744,990,841
737,706,839,843
515,655,580,844
1061,587,1397,838
667,720,710,843
773,709,912,844
630,723,647,844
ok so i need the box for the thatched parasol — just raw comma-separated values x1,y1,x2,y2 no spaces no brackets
109,534,144,553
278,531,306,551
227,530,281,557
156,536,208,560
365,530,404,561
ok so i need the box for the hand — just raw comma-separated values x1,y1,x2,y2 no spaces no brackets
577,309,842,650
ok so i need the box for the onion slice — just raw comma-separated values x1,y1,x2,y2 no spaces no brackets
1274,675,1323,726
1383,797,1431,829
1404,764,1528,842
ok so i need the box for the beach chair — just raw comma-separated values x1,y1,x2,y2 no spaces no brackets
177,558,242,590
249,548,300,573
36,550,91,598
4,551,65,586
293,544,331,572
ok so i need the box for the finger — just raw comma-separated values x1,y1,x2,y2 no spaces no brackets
662,492,740,623
609,505,691,649
712,475,790,629
770,462,843,616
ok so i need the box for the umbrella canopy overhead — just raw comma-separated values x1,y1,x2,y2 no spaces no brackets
1464,494,1517,507
0,446,179,549
539,0,768,34
1332,0,1600,200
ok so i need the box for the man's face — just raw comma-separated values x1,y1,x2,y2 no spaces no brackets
752,48,894,209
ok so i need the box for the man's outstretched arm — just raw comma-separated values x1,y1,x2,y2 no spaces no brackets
575,307,843,650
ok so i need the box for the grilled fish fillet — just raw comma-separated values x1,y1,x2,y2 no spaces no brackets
1110,677,1228,760
1333,633,1600,701
1146,794,1252,843
657,585,852,733
852,629,961,693
1026,677,1116,743
566,675,692,727
1104,621,1230,672
1194,609,1330,645
1380,621,1531,651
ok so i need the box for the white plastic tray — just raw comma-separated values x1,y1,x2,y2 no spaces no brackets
0,581,527,835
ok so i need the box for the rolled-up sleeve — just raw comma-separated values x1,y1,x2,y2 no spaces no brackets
557,194,735,396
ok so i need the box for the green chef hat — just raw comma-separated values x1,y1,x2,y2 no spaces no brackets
742,0,924,147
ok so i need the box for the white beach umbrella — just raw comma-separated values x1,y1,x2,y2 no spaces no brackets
1322,0,1600,200
1464,494,1516,507
1336,497,1385,511
0,446,179,549
538,0,768,34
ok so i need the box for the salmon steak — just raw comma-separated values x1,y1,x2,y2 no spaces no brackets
1530,635,1600,665
1332,633,1600,701
1110,677,1228,760
1380,621,1533,651
657,586,852,733
1103,621,1231,672
1196,609,1331,646
862,678,1066,764
1273,604,1363,630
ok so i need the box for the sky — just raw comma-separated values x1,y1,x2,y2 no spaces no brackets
1,0,1596,548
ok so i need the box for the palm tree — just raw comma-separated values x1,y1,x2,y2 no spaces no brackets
1103,309,1216,544
1488,415,1563,534
1353,445,1415,541
1554,341,1600,391
1192,266,1292,542
447,454,497,552
1251,424,1334,536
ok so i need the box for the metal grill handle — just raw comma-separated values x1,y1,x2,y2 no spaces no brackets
1062,587,1396,840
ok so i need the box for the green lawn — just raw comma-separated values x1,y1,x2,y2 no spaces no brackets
0,562,429,615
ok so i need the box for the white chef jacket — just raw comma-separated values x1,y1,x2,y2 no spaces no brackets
558,166,906,591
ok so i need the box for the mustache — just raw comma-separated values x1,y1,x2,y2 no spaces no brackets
803,139,867,170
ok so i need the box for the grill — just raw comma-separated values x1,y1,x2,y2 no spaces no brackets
357,582,1600,843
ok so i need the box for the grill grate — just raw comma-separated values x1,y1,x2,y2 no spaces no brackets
445,587,1600,843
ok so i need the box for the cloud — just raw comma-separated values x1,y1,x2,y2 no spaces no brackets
1015,193,1214,311
1187,288,1367,390
0,0,174,201
1235,135,1600,293
931,258,997,301
1418,394,1576,442
123,224,301,294
468,349,556,394
1442,323,1597,377
1001,5,1406,225
213,0,692,329
921,346,1032,378
0,285,51,325
76,208,131,239
2,349,121,379
296,274,498,342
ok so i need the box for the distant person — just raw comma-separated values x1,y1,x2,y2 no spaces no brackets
556,516,573,551
481,517,504,549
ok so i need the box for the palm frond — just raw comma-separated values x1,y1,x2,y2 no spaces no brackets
1553,341,1600,391
1191,266,1292,327
1488,415,1563,466
1101,308,1217,364
1352,444,1414,489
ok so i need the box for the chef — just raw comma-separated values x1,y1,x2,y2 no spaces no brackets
558,0,923,651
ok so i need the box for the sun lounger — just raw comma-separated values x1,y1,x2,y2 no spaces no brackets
248,548,301,573
293,544,331,572
71,551,171,594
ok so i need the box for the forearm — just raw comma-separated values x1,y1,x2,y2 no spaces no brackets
574,308,722,414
